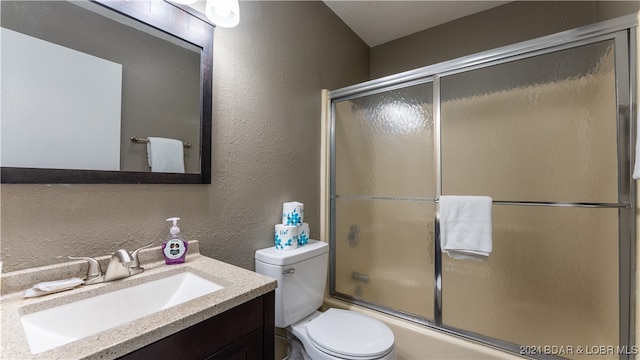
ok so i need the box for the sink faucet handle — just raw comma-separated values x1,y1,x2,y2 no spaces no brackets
67,256,103,280
130,242,154,269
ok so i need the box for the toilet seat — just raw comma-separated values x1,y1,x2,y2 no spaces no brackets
305,309,394,359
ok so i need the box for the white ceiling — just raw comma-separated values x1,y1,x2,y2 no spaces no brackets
322,1,512,47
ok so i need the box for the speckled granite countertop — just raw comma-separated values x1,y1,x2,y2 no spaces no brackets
0,241,277,360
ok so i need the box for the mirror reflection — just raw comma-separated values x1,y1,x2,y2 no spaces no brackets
1,0,211,182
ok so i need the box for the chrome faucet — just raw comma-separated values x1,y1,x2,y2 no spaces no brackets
128,243,151,276
68,243,153,285
103,249,135,282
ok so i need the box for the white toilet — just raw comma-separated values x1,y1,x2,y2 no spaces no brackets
255,240,396,360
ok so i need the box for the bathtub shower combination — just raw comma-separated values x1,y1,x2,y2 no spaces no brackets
328,16,637,359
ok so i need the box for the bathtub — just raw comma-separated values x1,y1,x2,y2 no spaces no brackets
324,297,521,360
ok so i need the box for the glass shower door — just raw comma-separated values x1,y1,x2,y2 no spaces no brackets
332,82,436,321
439,39,622,354
330,25,633,358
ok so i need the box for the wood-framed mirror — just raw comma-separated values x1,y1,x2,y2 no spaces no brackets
1,0,213,184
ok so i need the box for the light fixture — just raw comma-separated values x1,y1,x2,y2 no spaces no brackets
205,0,240,28
171,0,198,4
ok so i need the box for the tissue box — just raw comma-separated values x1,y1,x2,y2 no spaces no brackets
275,224,298,251
298,223,309,247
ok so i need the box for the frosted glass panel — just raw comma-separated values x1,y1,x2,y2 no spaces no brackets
331,32,630,358
441,41,617,203
442,206,619,357
335,198,435,320
335,83,434,197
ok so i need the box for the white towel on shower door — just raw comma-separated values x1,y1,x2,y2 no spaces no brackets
147,137,185,173
439,195,493,261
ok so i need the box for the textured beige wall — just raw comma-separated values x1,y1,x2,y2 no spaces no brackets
0,1,369,273
370,1,639,79
596,1,640,22
371,1,600,79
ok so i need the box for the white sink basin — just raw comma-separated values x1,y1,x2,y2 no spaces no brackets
20,271,224,354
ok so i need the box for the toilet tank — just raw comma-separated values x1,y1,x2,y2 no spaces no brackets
255,240,329,328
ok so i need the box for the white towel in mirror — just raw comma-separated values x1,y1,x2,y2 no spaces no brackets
147,137,185,173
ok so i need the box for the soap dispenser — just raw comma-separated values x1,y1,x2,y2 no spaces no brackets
162,217,188,265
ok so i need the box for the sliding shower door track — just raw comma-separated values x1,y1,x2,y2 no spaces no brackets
333,194,436,202
333,194,630,209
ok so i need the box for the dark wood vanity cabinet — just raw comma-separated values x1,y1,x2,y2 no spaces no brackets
120,291,275,360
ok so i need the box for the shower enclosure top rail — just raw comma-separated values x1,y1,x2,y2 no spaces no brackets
330,13,638,101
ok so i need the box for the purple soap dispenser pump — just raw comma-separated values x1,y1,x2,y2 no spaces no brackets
162,217,188,265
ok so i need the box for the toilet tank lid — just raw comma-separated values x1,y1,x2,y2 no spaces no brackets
255,240,328,265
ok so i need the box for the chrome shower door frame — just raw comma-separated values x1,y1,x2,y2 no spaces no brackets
329,14,638,359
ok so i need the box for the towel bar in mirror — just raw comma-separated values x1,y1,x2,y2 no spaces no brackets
130,136,192,149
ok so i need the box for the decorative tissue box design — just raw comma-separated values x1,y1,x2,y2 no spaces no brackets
282,201,304,226
298,223,309,246
275,224,298,251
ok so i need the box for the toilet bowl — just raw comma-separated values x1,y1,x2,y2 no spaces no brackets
255,240,396,360
289,309,396,360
